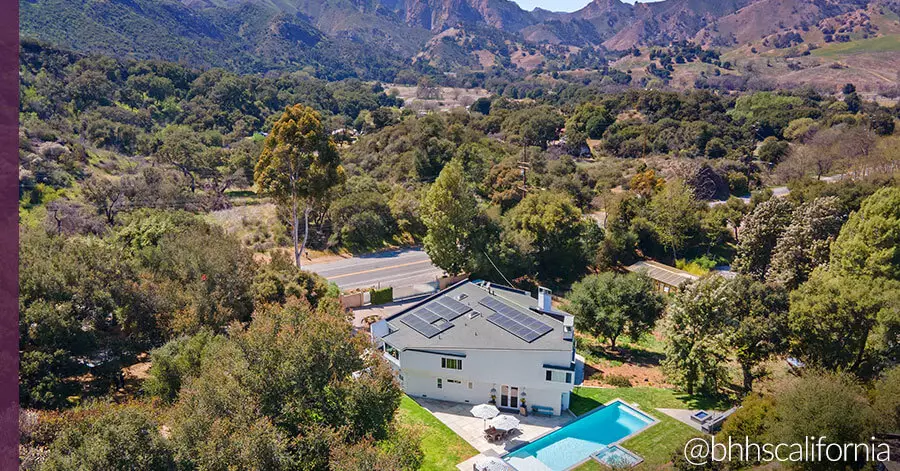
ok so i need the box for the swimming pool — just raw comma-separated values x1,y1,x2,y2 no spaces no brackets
504,399,656,471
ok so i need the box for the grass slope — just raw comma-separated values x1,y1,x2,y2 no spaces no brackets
570,387,730,470
813,34,900,58
396,396,478,471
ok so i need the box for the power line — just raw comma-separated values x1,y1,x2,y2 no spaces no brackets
482,249,514,288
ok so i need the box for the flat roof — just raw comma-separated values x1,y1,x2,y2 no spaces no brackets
381,281,573,352
625,260,698,287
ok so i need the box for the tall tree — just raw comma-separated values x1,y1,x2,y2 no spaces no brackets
767,196,844,289
662,276,731,396
830,187,900,281
567,272,664,348
649,179,702,260
664,275,790,395
155,125,207,193
501,191,590,281
255,105,345,267
732,198,793,279
724,276,789,392
421,160,478,275
788,268,900,373
770,372,877,471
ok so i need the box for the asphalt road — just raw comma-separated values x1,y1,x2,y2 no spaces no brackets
304,247,445,293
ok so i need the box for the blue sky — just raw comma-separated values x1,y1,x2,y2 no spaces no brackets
511,0,647,13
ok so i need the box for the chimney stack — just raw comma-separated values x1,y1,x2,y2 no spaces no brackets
538,286,551,311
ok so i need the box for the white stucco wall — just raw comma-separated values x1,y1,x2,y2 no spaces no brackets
395,348,575,415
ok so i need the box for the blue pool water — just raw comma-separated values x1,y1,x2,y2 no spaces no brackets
505,400,654,471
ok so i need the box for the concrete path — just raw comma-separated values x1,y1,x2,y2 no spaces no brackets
657,408,717,433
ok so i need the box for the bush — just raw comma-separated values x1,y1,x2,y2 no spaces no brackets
41,405,175,471
370,287,393,305
604,374,633,388
726,171,749,196
757,137,789,163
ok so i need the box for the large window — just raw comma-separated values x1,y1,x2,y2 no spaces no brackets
441,357,462,370
546,370,572,383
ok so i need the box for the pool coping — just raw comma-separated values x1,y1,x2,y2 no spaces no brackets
502,397,660,471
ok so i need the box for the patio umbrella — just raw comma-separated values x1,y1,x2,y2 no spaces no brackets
489,414,521,432
474,456,512,471
471,403,500,429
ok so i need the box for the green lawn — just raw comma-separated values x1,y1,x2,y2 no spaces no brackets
396,395,478,471
812,34,900,57
570,387,730,470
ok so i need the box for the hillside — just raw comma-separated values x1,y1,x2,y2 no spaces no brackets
19,0,900,90
19,0,412,78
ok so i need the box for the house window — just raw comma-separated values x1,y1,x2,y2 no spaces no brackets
447,379,461,384
441,358,462,370
437,378,442,389
468,382,473,389
546,370,571,383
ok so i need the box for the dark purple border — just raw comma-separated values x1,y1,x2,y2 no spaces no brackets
0,0,19,467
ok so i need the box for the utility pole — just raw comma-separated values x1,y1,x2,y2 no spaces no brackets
518,142,530,199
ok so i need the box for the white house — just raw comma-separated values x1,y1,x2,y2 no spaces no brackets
371,281,576,415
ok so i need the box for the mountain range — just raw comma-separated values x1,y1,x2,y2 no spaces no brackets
19,0,900,84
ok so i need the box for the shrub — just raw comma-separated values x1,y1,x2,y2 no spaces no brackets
757,137,789,163
370,287,393,305
604,374,633,388
726,171,749,196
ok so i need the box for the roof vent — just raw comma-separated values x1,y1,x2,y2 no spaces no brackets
468,310,480,320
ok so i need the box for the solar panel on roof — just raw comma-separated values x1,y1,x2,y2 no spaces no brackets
401,310,454,338
414,306,442,323
400,316,436,337
479,296,505,312
479,295,553,343
433,297,471,320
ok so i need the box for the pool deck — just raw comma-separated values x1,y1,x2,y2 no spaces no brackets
453,398,658,471
409,397,572,469
657,408,721,433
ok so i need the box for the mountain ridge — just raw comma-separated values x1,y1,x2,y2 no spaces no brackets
20,0,900,87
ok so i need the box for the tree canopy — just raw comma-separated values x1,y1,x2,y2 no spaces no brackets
567,272,664,348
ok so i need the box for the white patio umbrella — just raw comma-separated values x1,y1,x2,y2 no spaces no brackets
474,456,512,471
471,403,500,429
489,414,521,432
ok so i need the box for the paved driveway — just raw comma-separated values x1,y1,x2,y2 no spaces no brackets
412,397,572,456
